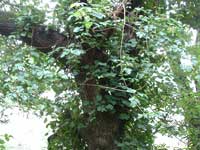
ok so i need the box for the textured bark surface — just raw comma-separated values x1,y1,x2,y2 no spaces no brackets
85,112,124,150
0,22,68,52
0,22,16,36
78,79,125,150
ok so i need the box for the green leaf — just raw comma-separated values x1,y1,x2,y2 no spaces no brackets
126,88,136,94
129,97,140,108
0,139,5,145
97,106,106,112
71,49,84,56
119,113,130,120
105,104,114,110
4,134,12,141
84,21,93,29
91,12,105,19
73,27,84,33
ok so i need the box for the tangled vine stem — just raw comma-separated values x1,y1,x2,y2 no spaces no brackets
0,1,191,149
119,1,126,59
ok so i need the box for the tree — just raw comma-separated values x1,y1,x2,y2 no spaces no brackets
0,0,196,149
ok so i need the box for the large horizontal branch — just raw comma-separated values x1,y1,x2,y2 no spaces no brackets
0,21,68,52
23,26,68,53
0,17,70,67
0,22,16,36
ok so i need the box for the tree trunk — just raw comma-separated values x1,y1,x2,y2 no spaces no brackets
84,112,124,150
78,79,125,150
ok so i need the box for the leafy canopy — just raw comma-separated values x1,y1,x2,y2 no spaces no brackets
0,0,196,149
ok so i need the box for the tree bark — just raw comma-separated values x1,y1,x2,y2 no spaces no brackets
0,22,68,52
77,77,126,150
84,112,124,150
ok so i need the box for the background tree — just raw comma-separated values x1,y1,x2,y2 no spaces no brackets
167,1,200,148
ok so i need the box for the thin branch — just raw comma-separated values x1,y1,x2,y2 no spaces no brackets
79,83,129,93
119,2,126,59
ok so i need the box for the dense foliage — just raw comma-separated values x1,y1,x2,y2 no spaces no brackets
0,0,200,149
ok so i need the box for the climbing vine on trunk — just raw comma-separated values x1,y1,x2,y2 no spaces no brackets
0,0,192,150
